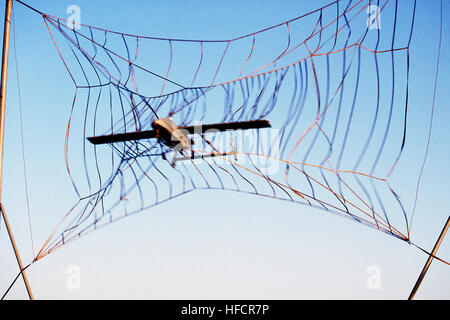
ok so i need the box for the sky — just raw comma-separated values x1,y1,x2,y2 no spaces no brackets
0,0,449,300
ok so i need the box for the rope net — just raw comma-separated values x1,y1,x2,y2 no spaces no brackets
11,0,439,262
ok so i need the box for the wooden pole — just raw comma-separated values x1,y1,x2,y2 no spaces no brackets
1,204,34,299
0,0,34,300
408,216,450,300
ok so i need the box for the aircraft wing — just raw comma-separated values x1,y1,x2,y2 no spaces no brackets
87,119,271,145
180,119,271,134
87,129,157,145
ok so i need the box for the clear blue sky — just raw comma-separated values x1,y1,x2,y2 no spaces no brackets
0,0,449,299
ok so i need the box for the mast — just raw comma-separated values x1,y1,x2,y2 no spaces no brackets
0,0,34,300
408,216,450,300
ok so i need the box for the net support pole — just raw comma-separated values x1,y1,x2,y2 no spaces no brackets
0,0,34,300
408,216,450,300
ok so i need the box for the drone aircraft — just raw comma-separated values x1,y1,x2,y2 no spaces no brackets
87,117,271,166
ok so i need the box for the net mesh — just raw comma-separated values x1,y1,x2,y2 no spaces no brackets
9,0,443,263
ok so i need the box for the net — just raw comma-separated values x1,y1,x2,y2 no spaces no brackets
8,0,447,268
